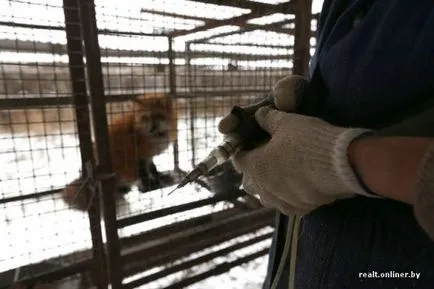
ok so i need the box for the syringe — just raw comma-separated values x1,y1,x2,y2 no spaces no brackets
168,75,311,195
168,104,272,195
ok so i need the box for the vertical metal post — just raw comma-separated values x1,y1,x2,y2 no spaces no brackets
292,0,313,76
185,42,196,167
78,1,122,288
168,36,180,170
168,36,176,96
62,1,107,288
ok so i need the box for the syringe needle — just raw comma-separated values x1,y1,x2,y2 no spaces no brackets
167,185,181,196
167,167,204,196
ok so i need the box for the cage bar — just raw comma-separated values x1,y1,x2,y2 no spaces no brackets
293,0,313,76
78,0,122,287
63,0,108,288
117,189,246,228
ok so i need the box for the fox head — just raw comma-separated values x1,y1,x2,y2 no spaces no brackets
132,94,176,142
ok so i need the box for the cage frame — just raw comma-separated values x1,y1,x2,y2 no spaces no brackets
0,0,315,288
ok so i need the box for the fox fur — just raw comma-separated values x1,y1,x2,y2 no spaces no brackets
62,93,178,211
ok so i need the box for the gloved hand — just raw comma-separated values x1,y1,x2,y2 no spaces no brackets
218,75,308,134
232,105,377,215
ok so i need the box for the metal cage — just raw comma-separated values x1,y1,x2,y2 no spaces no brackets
0,0,319,288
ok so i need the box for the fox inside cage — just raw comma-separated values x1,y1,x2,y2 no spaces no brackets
0,0,319,288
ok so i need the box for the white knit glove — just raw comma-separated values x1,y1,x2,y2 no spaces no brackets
232,105,376,215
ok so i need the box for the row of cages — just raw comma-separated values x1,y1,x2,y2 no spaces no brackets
0,0,320,288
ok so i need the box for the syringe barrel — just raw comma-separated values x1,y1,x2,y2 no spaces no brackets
192,104,271,179
219,133,244,156
196,133,244,174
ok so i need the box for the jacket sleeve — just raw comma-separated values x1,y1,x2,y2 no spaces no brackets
414,143,434,241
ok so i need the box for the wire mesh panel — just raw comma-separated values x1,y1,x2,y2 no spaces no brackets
0,0,106,288
0,0,80,268
1,0,320,288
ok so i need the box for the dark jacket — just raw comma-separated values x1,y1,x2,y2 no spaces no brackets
262,1,434,288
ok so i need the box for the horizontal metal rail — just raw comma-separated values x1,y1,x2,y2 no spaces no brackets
162,249,269,289
120,208,242,248
0,38,293,60
0,21,166,37
123,217,271,277
1,259,92,289
185,0,295,12
0,168,180,205
121,208,274,274
122,231,272,288
117,190,246,228
0,89,270,109
0,189,63,205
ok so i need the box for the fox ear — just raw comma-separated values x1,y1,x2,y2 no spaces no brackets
132,94,175,115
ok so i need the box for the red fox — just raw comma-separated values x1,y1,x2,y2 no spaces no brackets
62,93,178,211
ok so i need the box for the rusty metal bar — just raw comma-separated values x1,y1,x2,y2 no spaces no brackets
144,9,319,35
189,19,298,43
0,38,292,59
0,97,74,109
161,249,269,289
140,8,211,22
185,42,197,167
0,21,164,37
139,8,293,35
0,185,186,206
237,23,293,33
0,89,271,109
97,29,165,37
185,10,314,44
122,208,274,276
192,41,296,49
186,0,293,12
121,207,273,266
167,36,180,170
168,2,295,37
117,190,246,228
292,0,313,76
123,221,271,277
78,0,122,288
0,189,62,205
0,167,181,205
0,21,65,31
2,260,92,289
63,0,108,288
123,231,273,289
120,208,241,248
